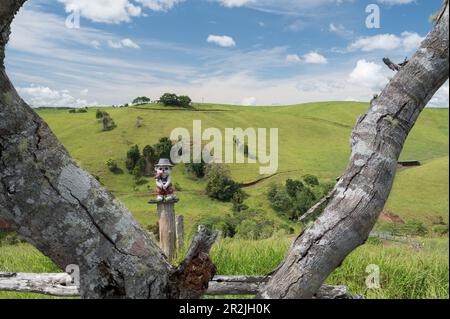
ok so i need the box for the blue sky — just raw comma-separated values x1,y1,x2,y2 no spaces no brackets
5,0,448,107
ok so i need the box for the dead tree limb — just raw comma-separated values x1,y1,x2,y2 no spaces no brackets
383,57,409,72
259,0,449,299
170,226,218,299
0,273,356,299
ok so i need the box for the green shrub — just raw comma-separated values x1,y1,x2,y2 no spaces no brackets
185,161,207,179
303,174,320,186
102,115,117,131
126,145,141,173
205,164,241,202
96,109,109,119
433,224,449,236
402,220,428,236
106,159,119,173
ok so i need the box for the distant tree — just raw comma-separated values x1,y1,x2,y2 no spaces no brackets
133,96,151,105
205,164,241,202
143,145,158,176
159,93,179,106
96,109,109,119
177,95,192,108
126,145,141,173
136,116,144,128
102,115,117,131
154,137,173,160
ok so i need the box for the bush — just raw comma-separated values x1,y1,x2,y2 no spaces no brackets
205,164,241,202
153,137,173,160
96,109,109,119
185,161,206,179
106,159,119,173
159,93,179,106
432,224,449,236
177,95,192,108
126,145,141,173
402,220,428,236
102,115,117,131
303,174,319,187
268,178,319,221
136,116,144,128
133,96,151,105
159,93,192,108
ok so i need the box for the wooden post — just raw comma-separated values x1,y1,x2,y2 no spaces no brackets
157,202,177,261
176,215,184,252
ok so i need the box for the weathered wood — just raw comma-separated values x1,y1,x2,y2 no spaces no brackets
170,225,218,299
0,273,356,299
259,0,449,299
158,202,177,261
0,272,79,296
298,189,336,223
176,215,184,252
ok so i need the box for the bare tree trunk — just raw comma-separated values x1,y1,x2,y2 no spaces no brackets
259,0,449,299
0,0,175,299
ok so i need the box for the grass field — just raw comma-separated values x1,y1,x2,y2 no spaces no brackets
34,102,449,232
0,101,448,299
1,237,447,299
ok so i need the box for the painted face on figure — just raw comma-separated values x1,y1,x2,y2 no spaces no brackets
156,166,171,177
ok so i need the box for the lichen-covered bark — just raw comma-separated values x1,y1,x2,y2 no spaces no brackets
259,0,449,299
0,0,173,299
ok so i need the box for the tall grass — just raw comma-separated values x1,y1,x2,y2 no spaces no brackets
0,237,448,299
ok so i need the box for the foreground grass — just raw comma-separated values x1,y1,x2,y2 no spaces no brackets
1,236,448,299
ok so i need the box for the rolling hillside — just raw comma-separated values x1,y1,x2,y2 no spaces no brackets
35,102,449,234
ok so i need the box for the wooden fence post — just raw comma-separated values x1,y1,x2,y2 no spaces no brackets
176,215,184,252
157,202,177,261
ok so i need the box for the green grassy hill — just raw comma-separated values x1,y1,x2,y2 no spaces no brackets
35,102,449,233
1,101,448,300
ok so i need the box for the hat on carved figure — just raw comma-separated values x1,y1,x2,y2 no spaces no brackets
155,158,173,167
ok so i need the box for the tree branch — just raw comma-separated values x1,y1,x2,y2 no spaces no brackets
259,0,449,299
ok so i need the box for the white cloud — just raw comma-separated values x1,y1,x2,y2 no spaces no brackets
286,52,328,64
287,20,306,32
428,82,449,108
286,54,302,63
219,0,255,7
57,0,184,24
136,0,185,11
377,0,415,5
108,38,141,49
401,31,425,52
18,85,96,108
58,0,142,24
303,52,328,64
348,59,389,91
207,35,236,47
241,96,257,106
217,0,352,14
329,23,354,38
349,32,425,52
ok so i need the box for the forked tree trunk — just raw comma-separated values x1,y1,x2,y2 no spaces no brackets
258,0,449,299
0,0,174,299
0,0,448,299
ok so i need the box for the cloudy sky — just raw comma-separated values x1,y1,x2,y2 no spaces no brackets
5,0,448,107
